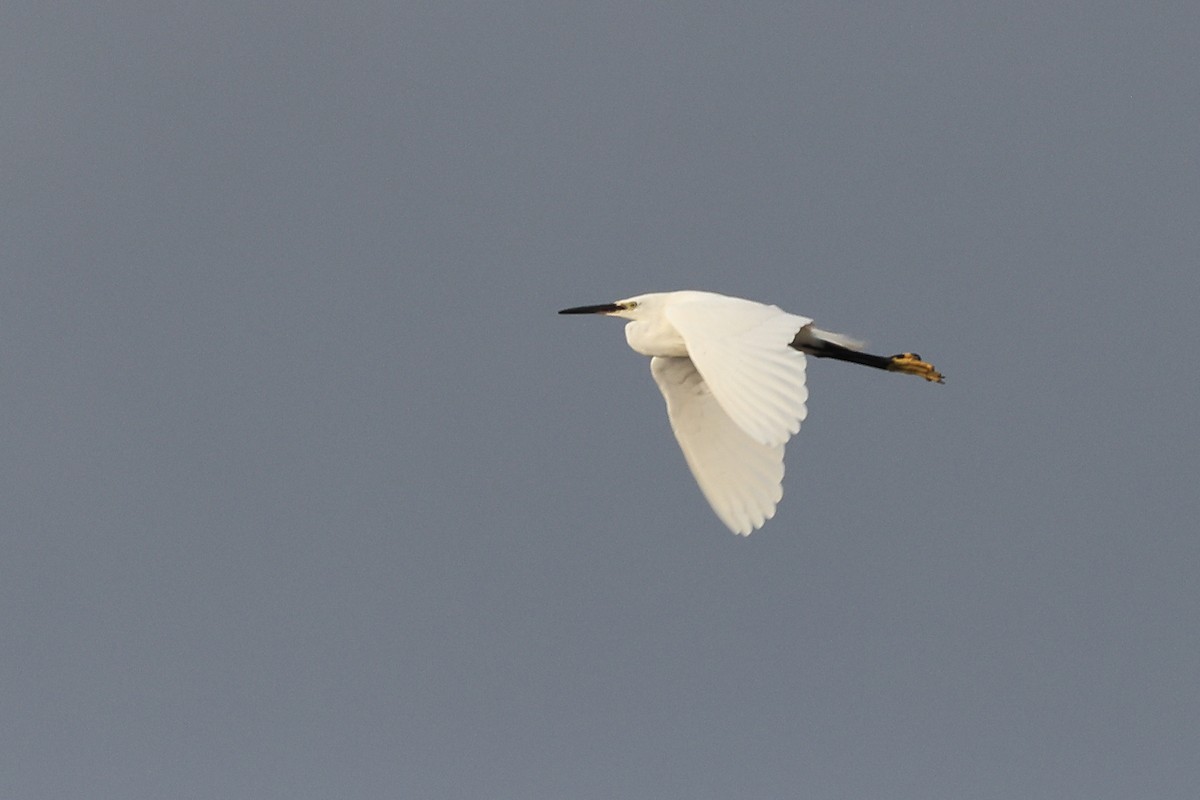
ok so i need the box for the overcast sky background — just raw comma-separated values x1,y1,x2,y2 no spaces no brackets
3,3,1199,798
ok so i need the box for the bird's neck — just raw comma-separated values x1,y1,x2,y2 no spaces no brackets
624,318,688,357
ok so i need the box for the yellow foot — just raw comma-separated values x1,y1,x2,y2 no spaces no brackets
888,353,944,384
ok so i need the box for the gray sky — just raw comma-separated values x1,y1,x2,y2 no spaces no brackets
4,3,1199,798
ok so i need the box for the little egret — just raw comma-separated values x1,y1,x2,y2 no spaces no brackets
559,290,943,535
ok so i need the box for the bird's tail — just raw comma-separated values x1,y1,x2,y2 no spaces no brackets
806,326,867,351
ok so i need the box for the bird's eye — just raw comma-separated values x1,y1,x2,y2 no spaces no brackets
625,301,638,309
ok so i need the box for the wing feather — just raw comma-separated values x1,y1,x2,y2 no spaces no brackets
664,295,809,446
650,356,787,535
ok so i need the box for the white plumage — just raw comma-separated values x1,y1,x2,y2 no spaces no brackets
560,290,942,535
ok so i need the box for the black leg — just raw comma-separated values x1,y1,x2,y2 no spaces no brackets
790,334,944,383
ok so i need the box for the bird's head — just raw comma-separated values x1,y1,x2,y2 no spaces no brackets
558,294,659,320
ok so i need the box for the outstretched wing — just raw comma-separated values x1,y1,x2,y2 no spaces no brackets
664,294,809,447
651,356,786,535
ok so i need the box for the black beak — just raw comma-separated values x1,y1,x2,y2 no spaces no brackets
558,303,622,315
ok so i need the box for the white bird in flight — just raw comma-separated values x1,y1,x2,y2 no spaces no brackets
560,290,943,535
